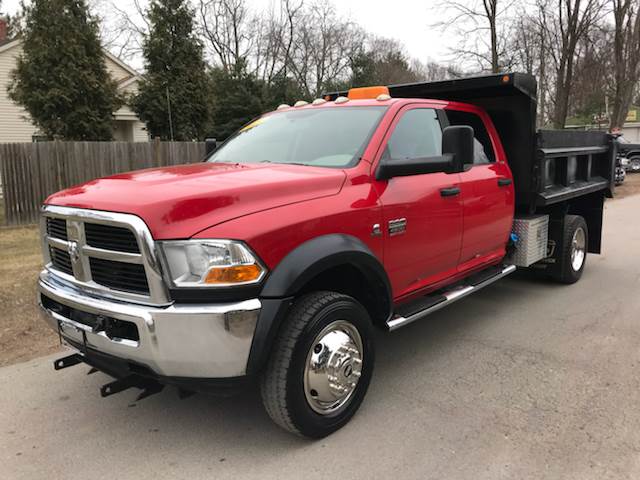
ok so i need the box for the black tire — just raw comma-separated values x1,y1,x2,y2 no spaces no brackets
260,291,375,438
553,215,588,284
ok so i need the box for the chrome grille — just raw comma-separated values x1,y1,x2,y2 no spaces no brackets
46,217,68,241
41,206,169,305
85,223,140,253
89,257,149,294
49,246,73,275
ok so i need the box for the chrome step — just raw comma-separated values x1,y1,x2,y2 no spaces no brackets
386,264,516,331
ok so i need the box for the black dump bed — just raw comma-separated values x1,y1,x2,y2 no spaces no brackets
327,73,616,212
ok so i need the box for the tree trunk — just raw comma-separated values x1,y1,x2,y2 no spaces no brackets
490,18,499,73
609,0,640,130
538,23,547,128
552,61,569,128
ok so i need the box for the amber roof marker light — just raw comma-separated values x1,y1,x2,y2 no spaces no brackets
347,86,391,100
501,74,511,84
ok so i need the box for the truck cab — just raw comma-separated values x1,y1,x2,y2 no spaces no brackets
38,73,616,438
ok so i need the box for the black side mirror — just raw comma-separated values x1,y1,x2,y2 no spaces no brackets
377,155,455,180
442,125,474,170
205,138,218,156
376,125,475,180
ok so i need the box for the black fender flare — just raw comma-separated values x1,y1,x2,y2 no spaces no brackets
261,234,391,300
246,234,392,375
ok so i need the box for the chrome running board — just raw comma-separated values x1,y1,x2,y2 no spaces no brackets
386,264,516,331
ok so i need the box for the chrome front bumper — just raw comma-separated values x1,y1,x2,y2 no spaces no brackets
38,270,261,378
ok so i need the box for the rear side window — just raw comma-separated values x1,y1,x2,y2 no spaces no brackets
385,109,442,160
445,109,496,164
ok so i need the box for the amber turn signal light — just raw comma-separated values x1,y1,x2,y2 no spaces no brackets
204,264,263,284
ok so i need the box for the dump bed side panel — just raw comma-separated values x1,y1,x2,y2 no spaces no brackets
535,130,615,208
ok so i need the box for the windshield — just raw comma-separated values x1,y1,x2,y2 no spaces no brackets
208,106,387,168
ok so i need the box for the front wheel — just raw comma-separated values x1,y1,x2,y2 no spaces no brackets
260,291,375,438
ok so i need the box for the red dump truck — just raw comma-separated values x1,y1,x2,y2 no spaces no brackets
39,73,616,437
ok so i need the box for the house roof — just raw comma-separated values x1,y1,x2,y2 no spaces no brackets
0,37,141,81
102,49,141,79
0,37,20,53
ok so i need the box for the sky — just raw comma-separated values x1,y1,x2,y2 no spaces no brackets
2,0,459,66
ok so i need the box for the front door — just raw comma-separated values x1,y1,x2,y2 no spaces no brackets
374,107,464,300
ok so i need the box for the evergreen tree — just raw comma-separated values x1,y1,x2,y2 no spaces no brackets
350,53,378,88
208,62,265,140
133,0,209,141
8,0,119,140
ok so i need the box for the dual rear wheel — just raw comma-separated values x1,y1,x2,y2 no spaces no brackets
553,214,588,284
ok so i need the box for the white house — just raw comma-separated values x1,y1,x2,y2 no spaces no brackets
0,19,148,143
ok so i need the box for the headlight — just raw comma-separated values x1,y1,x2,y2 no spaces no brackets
160,240,266,288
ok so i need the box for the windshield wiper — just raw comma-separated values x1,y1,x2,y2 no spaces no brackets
259,160,309,166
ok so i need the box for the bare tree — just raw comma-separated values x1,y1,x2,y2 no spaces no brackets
197,0,256,72
95,0,465,105
503,6,548,125
411,58,464,81
540,0,606,128
287,2,364,97
609,0,640,129
252,0,303,84
93,0,149,65
435,0,518,73
570,26,613,125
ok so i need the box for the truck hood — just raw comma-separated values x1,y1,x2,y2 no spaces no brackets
46,162,347,239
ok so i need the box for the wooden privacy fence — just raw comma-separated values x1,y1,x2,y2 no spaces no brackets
0,140,206,226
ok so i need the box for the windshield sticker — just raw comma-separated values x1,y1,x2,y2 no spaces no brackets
240,116,270,133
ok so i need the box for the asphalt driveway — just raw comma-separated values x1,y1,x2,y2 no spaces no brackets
2,194,640,480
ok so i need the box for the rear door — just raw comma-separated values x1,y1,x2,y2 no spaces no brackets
444,107,514,271
374,106,464,300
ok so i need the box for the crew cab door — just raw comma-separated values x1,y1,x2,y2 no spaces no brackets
374,107,463,299
443,108,514,271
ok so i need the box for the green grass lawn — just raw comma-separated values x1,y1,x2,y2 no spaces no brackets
0,225,59,366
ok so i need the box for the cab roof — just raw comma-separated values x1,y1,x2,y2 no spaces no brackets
324,73,541,209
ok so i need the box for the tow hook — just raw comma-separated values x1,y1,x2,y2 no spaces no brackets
52,353,168,402
53,353,83,370
100,375,164,401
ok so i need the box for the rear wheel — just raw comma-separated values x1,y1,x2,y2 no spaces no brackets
629,156,640,172
260,291,375,438
553,215,588,284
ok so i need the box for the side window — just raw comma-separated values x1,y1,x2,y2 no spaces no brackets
385,109,442,161
445,109,496,164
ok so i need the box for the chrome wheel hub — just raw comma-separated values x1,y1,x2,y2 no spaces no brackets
304,320,363,415
571,227,586,271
